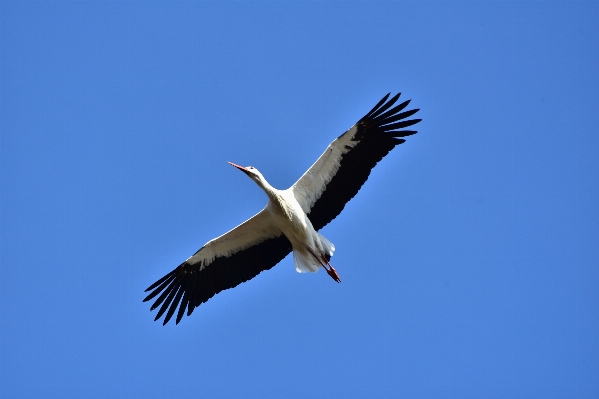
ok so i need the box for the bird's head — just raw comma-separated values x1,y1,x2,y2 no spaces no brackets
228,162,266,185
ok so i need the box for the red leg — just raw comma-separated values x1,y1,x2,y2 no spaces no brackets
307,248,341,283
324,260,341,283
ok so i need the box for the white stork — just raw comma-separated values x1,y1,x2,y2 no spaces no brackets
144,93,421,324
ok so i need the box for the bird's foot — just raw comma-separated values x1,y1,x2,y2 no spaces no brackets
324,264,341,283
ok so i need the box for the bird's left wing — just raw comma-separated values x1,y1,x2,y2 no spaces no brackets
292,93,421,231
143,209,292,325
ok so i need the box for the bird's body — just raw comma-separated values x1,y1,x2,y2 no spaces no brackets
267,187,336,277
144,93,421,324
198,166,339,278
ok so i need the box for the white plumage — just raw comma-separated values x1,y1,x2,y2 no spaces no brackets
193,165,338,277
144,93,421,324
292,124,359,214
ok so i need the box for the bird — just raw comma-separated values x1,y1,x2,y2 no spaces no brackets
143,92,421,325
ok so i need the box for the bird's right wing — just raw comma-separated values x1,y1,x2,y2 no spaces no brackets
292,93,421,231
143,209,292,325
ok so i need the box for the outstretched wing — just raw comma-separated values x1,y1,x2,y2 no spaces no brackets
143,209,292,325
292,93,421,231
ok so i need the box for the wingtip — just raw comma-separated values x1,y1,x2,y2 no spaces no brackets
364,93,392,119
144,268,177,292
367,93,402,120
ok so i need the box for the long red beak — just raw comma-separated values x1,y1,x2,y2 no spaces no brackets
228,162,250,173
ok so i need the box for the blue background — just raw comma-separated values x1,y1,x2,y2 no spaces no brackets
2,2,598,398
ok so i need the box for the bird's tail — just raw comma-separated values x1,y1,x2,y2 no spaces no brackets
293,233,335,273
317,232,335,259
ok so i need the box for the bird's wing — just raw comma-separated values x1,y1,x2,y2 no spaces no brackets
291,93,421,231
143,209,292,325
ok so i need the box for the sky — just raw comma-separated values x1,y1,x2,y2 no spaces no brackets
1,2,598,398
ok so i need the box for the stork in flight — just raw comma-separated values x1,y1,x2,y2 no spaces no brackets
144,93,421,324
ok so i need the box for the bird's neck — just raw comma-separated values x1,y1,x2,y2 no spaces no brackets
257,179,293,220
255,177,278,199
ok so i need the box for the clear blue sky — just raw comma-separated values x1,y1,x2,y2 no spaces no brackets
1,2,598,398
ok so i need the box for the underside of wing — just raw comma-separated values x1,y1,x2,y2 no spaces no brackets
143,210,292,325
292,93,421,231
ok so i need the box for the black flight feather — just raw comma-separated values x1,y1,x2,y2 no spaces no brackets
307,94,420,231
